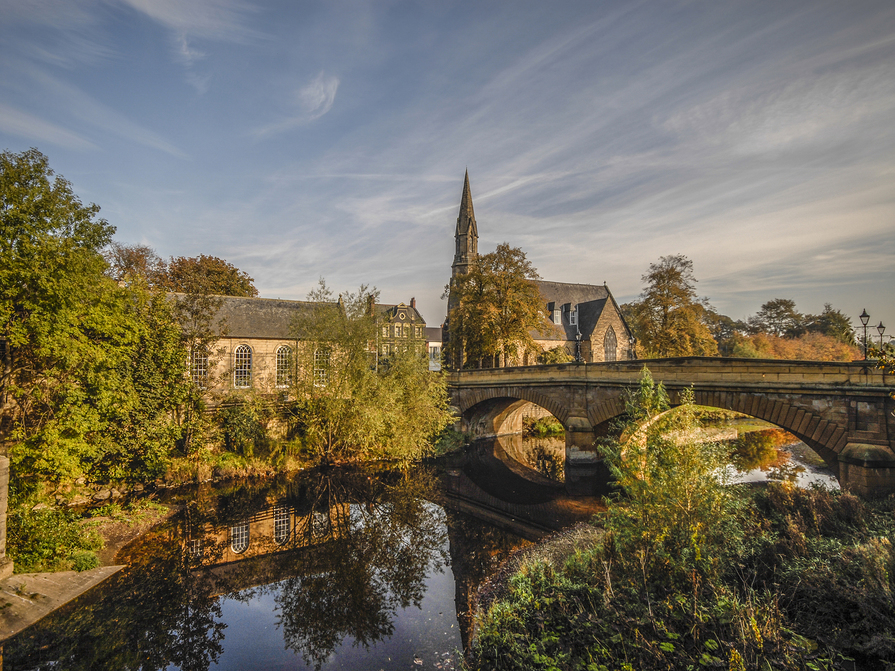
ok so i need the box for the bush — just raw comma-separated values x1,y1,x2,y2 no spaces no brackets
7,507,103,573
217,394,270,457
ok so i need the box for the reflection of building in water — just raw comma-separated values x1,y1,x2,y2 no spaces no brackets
183,501,350,567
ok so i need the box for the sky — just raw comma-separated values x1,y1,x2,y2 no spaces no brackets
1,0,893,339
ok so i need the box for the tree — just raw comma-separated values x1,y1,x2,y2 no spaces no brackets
1,149,190,483
445,243,543,368
625,255,717,358
105,242,167,286
160,254,258,297
806,303,856,346
289,280,452,462
748,298,805,338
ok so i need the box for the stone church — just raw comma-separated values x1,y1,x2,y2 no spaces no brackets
445,172,635,366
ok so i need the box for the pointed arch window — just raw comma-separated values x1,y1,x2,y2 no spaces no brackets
234,345,252,388
604,326,618,362
276,345,293,388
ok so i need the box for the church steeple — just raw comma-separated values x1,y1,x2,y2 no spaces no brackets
452,170,478,278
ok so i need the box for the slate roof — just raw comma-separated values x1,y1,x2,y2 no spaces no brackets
425,327,443,343
209,295,319,339
377,303,425,323
534,280,626,342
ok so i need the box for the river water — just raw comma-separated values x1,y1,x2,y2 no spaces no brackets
3,427,836,670
4,465,536,671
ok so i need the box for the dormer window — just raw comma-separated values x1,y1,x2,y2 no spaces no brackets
570,305,578,326
553,308,562,324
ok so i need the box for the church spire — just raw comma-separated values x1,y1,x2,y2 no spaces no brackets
452,170,478,278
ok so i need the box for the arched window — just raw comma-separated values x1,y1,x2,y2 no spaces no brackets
276,345,293,387
190,347,208,388
230,522,249,554
234,345,252,388
314,347,330,387
274,506,291,545
604,326,618,362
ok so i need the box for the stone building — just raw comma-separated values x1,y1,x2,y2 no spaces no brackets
445,172,635,366
188,294,428,399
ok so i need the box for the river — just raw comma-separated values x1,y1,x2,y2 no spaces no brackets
2,427,836,670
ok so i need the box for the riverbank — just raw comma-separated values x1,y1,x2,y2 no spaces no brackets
466,482,895,670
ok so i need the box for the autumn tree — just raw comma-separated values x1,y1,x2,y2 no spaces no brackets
446,243,543,368
806,303,856,346
624,255,717,358
161,254,258,297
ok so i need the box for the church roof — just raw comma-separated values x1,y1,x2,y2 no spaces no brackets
534,280,625,342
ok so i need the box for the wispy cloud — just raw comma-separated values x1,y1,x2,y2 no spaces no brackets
115,0,259,41
0,102,96,150
24,65,187,157
252,72,340,137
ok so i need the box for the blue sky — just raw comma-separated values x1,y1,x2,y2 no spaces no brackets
2,0,893,337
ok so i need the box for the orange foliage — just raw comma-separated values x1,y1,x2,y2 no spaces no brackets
734,332,860,362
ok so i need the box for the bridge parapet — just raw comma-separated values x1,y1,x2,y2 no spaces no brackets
448,358,894,497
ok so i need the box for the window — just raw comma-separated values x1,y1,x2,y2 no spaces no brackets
276,345,293,387
553,308,562,324
604,326,618,362
274,506,290,545
569,305,578,326
314,347,330,387
382,343,391,356
230,522,250,553
190,347,208,387
395,324,403,337
234,345,252,388
415,326,423,338
188,538,203,559
381,325,388,337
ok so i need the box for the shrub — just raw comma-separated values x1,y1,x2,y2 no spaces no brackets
7,507,103,573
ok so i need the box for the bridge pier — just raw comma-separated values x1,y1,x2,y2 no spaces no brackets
564,417,611,496
838,443,895,498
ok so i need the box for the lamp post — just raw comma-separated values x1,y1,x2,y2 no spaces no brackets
860,309,870,359
877,322,886,349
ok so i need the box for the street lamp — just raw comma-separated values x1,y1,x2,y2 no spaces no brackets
860,309,870,359
877,322,886,349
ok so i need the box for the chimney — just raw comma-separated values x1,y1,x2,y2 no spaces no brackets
410,297,416,309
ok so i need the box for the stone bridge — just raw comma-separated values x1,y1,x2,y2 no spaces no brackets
447,358,894,497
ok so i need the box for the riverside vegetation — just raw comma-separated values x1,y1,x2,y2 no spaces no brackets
468,369,895,671
1,149,454,574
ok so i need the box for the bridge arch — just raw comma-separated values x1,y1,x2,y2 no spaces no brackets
588,389,844,474
456,386,571,438
449,359,894,496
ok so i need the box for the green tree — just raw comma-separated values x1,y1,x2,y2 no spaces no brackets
446,243,543,368
806,303,856,346
748,298,805,338
289,280,452,462
1,149,189,483
161,254,258,297
624,255,717,358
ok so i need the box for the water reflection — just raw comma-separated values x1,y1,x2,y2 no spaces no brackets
4,467,529,671
725,428,838,489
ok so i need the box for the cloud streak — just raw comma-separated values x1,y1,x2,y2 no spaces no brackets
252,72,340,137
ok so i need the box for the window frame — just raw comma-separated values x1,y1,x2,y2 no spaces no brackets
234,344,253,388
230,522,250,554
276,345,293,388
